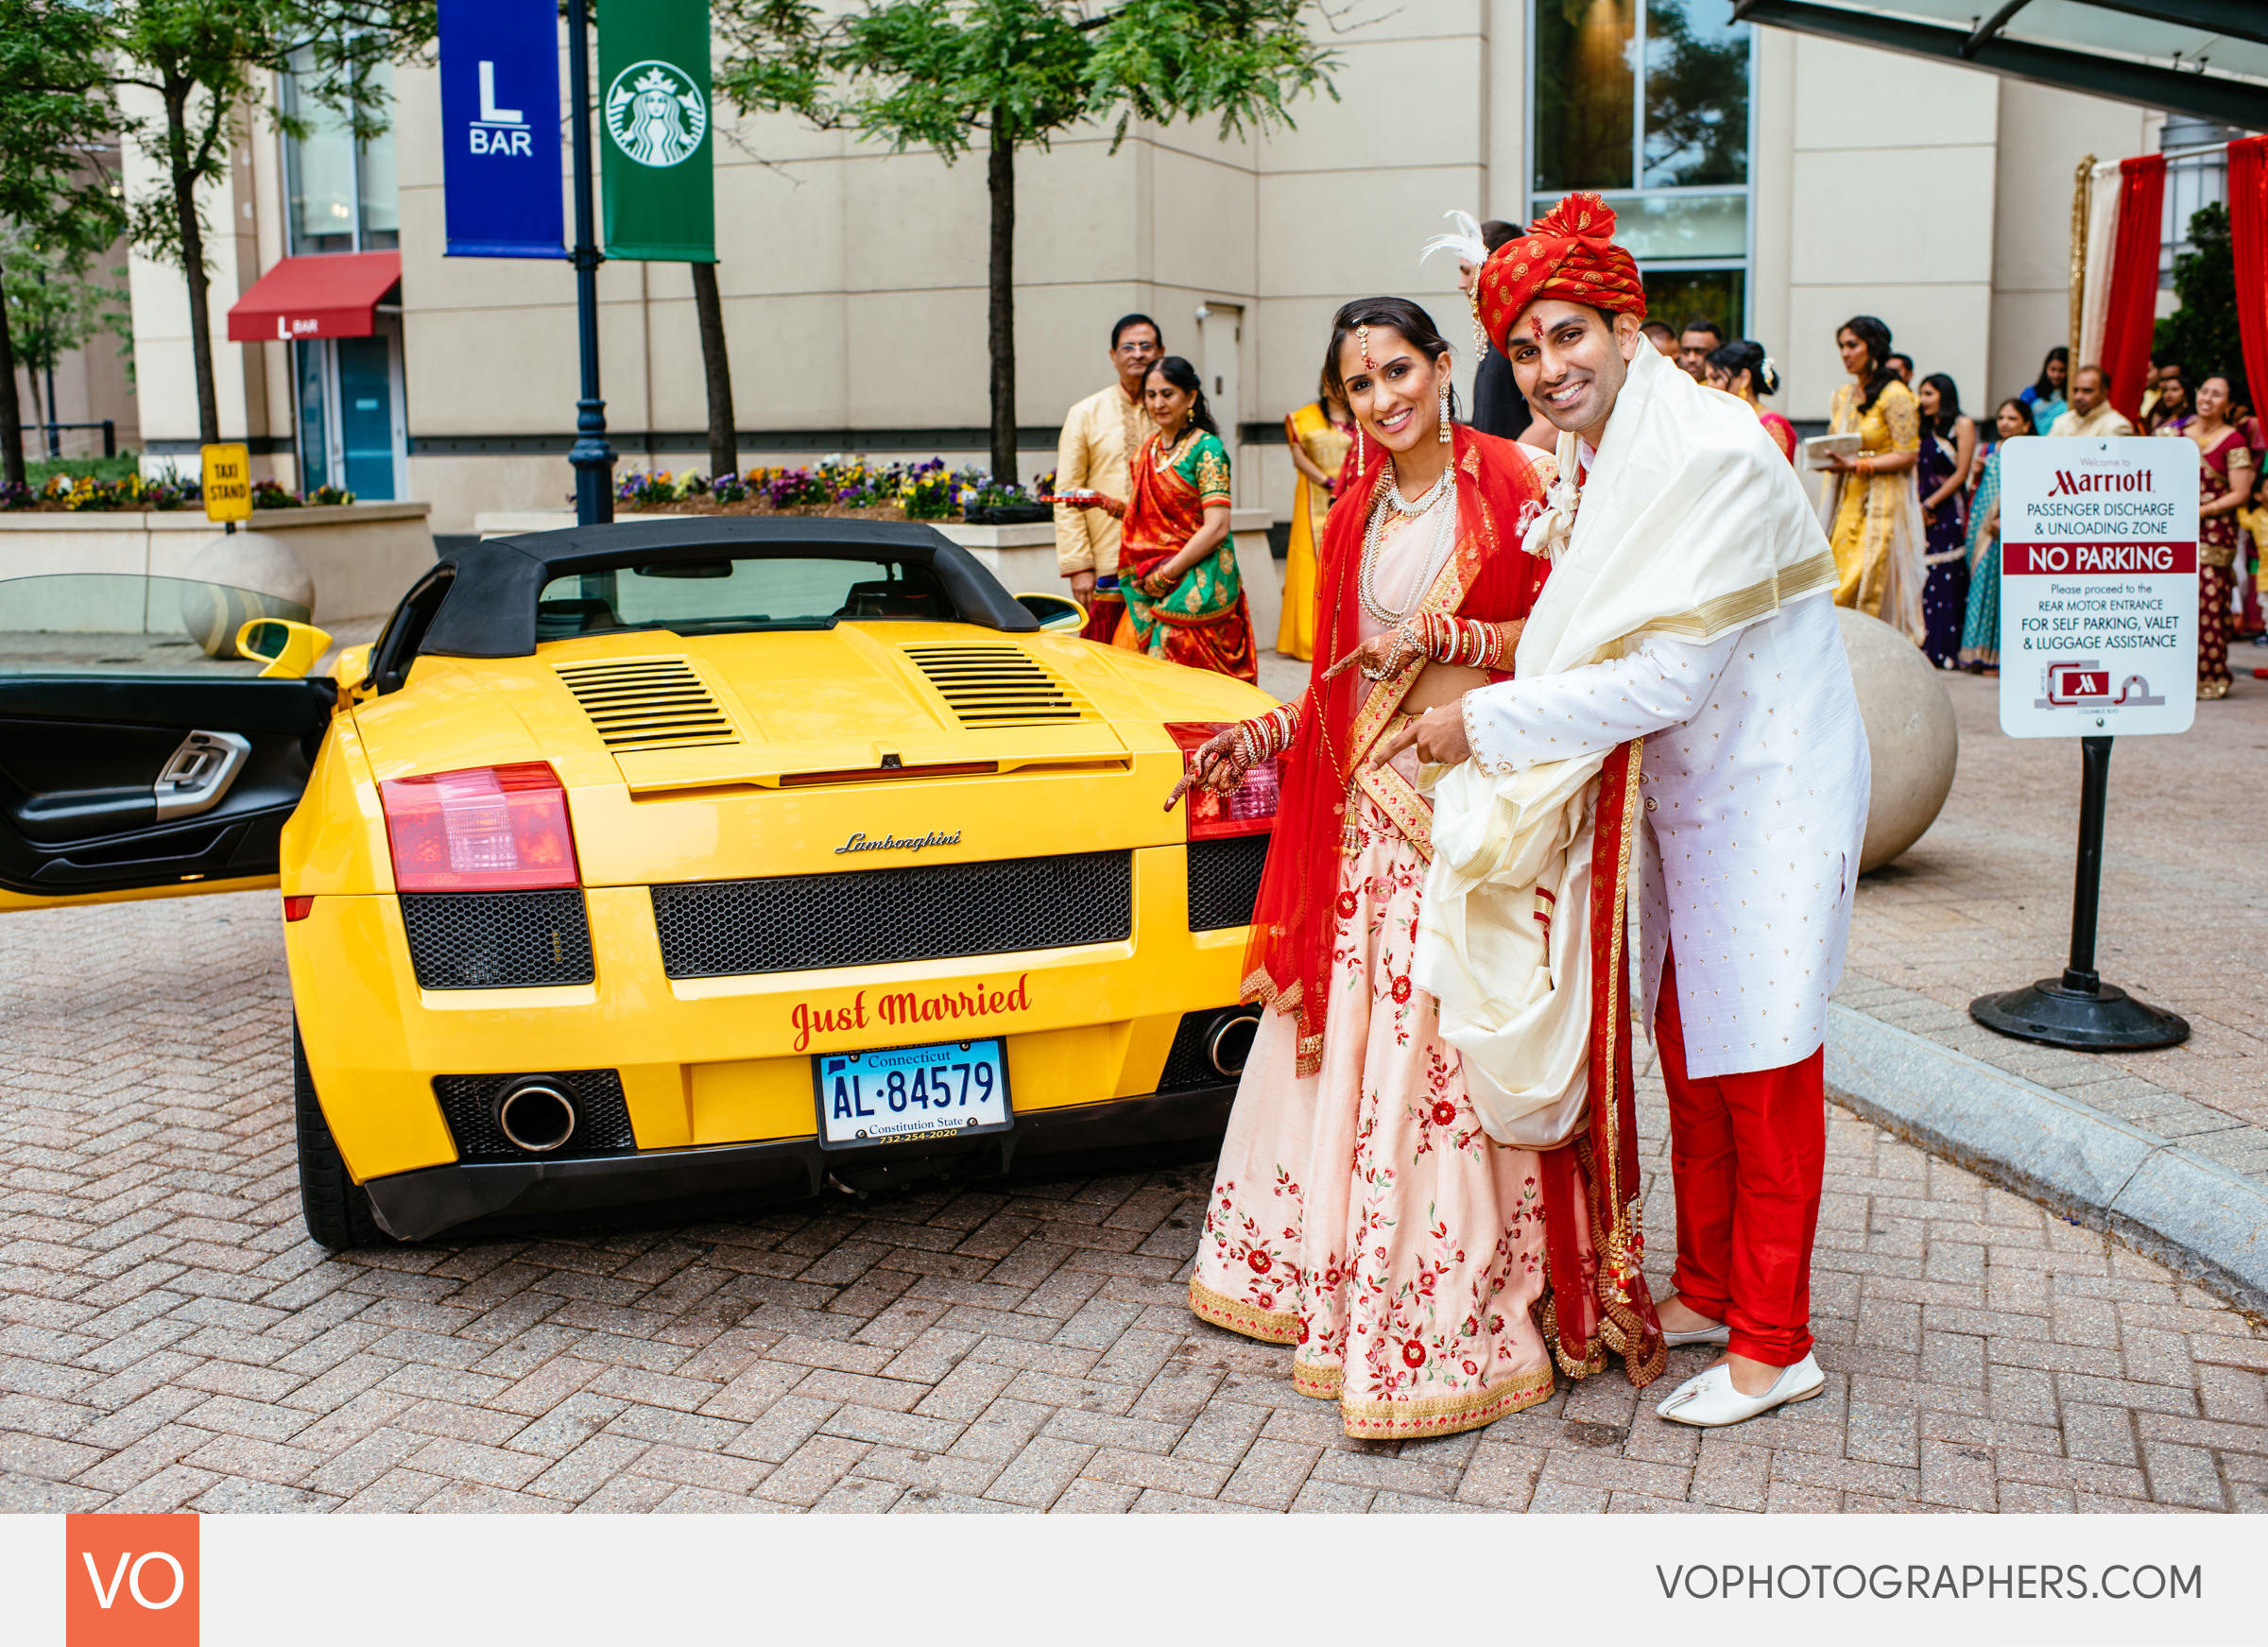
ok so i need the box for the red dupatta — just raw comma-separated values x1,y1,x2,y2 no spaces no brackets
1241,424,1548,1066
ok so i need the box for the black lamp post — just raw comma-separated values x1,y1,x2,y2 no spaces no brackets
566,0,614,525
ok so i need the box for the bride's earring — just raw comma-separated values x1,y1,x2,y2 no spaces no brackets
1438,380,1452,442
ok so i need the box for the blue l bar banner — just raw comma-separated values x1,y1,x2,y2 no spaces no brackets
438,0,566,258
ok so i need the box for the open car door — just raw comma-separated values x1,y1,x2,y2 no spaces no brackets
0,574,337,912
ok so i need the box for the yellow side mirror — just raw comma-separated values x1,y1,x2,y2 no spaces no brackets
1014,592,1088,634
235,617,334,679
331,642,373,694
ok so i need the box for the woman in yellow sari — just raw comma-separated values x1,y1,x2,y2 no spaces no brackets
1818,315,1925,642
1278,376,1354,660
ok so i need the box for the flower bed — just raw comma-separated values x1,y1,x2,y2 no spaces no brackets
0,472,355,513
616,457,1051,523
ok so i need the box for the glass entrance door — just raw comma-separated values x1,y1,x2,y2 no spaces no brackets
292,324,405,500
335,336,396,500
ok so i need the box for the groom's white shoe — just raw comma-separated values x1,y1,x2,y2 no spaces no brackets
1661,1320,1730,1347
1655,1353,1825,1427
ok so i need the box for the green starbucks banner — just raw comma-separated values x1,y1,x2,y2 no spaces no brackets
597,0,714,262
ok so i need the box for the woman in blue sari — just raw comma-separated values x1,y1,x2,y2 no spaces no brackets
1957,398,2032,672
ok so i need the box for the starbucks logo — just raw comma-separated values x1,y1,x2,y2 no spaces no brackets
605,60,707,168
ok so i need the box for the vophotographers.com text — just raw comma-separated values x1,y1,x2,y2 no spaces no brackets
1656,1564,2201,1602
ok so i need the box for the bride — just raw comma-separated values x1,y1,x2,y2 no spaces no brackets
1172,297,1656,1438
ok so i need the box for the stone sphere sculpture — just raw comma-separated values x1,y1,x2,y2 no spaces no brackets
1836,606,1958,871
180,530,315,658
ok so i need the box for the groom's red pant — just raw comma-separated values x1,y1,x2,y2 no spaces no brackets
1656,952,1826,1366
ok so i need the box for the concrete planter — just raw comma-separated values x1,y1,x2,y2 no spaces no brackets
0,502,436,630
475,507,1287,644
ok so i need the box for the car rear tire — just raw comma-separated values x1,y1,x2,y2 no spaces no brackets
294,1021,384,1250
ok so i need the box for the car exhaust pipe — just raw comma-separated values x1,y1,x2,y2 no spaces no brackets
1207,1010,1260,1078
496,1080,578,1154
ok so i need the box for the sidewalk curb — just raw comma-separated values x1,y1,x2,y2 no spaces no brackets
1824,1004,2268,1320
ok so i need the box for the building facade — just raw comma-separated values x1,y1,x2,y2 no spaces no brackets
124,2,2176,534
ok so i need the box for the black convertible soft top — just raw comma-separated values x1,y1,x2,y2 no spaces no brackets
418,516,1040,659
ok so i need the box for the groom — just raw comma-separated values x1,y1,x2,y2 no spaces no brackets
1379,193,1870,1426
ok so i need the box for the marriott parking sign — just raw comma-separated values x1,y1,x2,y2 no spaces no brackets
1998,436,2197,738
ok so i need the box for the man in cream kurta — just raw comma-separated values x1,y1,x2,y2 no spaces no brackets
1386,191,1870,1427
1054,315,1162,639
2047,365,2136,437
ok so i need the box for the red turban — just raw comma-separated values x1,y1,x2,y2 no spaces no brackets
1476,191,1647,352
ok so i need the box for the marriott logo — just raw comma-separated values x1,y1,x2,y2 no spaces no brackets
2048,467,2152,497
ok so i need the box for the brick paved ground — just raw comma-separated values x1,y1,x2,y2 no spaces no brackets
1847,669,2268,1156
4,889,2264,1514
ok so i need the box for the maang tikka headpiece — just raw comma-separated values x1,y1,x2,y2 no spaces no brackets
1357,322,1374,372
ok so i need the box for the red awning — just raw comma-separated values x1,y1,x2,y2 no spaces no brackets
226,251,402,344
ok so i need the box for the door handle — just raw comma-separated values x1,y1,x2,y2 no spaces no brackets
153,730,251,822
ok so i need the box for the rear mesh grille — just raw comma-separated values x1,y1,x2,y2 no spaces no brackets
399,890,595,990
432,1069,637,1161
652,851,1132,978
1187,834,1271,932
902,644,1089,727
555,657,739,751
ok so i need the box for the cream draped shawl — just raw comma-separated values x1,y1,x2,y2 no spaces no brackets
1413,341,1839,1145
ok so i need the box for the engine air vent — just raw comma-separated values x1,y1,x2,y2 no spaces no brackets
902,644,1090,728
554,657,739,752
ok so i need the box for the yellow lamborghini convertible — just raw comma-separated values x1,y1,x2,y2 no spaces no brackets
0,519,1280,1245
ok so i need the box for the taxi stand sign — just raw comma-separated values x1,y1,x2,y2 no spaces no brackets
1972,435,2193,1052
200,443,252,525
1997,434,2197,738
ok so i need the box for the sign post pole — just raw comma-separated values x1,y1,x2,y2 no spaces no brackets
1969,435,2193,1050
567,0,615,527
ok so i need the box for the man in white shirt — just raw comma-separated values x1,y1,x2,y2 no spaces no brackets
2049,365,2137,437
1382,192,1870,1427
1053,315,1162,640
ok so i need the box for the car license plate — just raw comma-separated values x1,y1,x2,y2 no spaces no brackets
813,1038,1012,1149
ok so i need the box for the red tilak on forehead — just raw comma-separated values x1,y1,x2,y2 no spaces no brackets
1529,316,1545,339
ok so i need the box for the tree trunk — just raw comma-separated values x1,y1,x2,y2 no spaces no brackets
689,261,736,480
0,292,25,488
987,110,1016,486
166,88,220,445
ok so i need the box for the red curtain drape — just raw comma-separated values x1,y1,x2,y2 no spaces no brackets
2228,136,2268,419
2100,154,2165,425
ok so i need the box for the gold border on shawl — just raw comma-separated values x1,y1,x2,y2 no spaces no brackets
1189,1277,1301,1346
1355,733,1437,862
1293,1357,1341,1399
1625,549,1839,643
1334,1362,1557,1441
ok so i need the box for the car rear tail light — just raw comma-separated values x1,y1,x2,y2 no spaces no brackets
1167,722,1279,840
283,895,314,922
380,762,581,893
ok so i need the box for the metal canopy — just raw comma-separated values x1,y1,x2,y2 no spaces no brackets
1729,1,2268,129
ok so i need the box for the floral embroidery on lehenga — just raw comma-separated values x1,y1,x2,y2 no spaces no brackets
1190,793,1557,1439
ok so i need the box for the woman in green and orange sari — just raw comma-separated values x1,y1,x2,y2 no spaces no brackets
1073,355,1258,683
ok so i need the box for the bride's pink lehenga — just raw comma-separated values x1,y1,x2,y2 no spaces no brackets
1187,427,1568,1440
1190,793,1558,1436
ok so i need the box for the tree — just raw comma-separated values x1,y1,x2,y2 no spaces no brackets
2,232,129,449
2155,201,2246,409
0,1,126,487
717,0,1335,484
106,1,434,447
690,262,737,480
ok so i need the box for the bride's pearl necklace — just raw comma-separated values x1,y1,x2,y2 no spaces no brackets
1359,461,1456,626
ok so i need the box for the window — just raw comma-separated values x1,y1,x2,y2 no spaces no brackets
281,53,398,255
1531,0,1755,337
2158,115,2240,292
